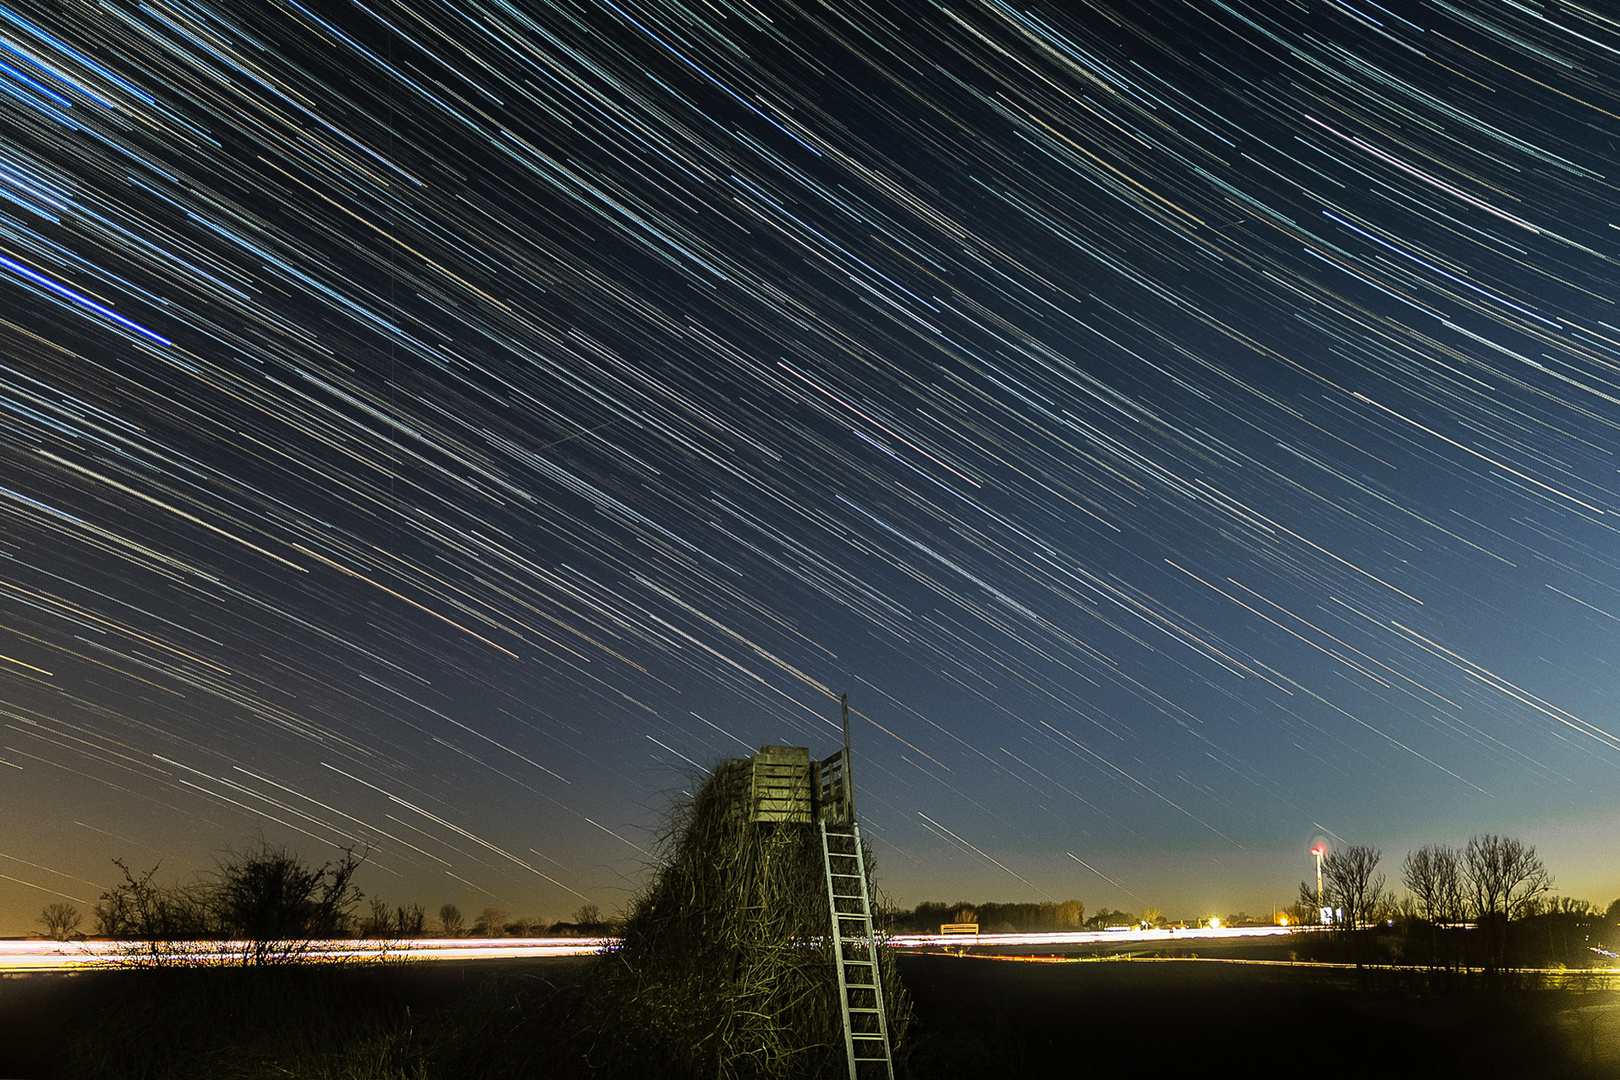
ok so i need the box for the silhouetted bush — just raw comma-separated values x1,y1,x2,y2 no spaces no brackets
92,842,365,965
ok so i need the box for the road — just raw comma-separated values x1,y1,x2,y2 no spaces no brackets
0,936,609,972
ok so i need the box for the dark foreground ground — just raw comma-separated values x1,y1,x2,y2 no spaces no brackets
2,951,1617,1078
901,954,1620,1078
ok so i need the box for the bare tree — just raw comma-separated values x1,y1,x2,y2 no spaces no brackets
1322,845,1386,930
1462,834,1553,923
39,902,83,941
1287,887,1320,928
393,903,426,937
1546,895,1595,918
1462,834,1551,972
1402,843,1465,970
1320,845,1386,967
1295,880,1323,925
438,902,465,937
471,907,507,937
573,902,602,928
1403,844,1464,923
362,896,394,938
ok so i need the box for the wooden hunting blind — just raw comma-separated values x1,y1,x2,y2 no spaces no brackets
742,744,813,823
728,696,893,1080
737,743,854,826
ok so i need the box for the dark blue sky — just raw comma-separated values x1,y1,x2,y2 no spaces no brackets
3,0,1619,932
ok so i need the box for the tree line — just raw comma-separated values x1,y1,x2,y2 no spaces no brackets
886,900,1276,934
1293,833,1619,972
888,898,1172,933
35,842,611,963
39,833,1614,974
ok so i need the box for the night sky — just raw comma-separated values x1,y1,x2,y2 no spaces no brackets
3,0,1619,934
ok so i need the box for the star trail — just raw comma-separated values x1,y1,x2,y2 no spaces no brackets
3,0,1619,928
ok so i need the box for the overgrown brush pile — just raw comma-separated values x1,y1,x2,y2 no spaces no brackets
574,757,910,1079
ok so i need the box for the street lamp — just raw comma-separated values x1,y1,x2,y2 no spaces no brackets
1310,841,1326,922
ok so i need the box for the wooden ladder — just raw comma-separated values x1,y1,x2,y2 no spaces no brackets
820,819,894,1080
